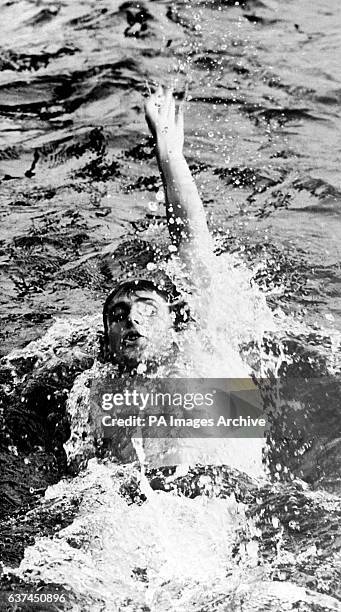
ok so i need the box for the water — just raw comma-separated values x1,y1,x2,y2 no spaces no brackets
1,0,341,610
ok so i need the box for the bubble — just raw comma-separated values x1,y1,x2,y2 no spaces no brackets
271,516,280,529
148,201,158,212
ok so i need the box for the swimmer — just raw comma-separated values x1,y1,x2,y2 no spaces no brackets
102,84,214,373
66,85,265,474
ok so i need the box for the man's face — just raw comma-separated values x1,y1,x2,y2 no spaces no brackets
105,289,174,367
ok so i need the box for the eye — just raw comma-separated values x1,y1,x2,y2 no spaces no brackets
145,303,157,316
136,302,158,317
111,306,127,322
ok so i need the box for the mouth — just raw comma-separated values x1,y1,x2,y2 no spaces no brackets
122,330,144,346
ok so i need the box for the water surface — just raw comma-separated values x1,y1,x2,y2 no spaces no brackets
1,1,341,610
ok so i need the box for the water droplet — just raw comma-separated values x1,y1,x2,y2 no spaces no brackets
148,201,158,212
272,516,280,529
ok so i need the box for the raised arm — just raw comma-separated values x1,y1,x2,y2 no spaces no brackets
144,85,213,260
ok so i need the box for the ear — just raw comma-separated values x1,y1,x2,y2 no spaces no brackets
98,333,109,363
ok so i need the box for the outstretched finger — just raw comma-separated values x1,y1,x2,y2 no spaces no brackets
155,83,163,103
161,85,172,116
144,79,152,96
145,83,163,116
176,84,187,120
166,90,176,121
164,84,174,99
176,99,184,134
183,81,189,102
144,93,158,113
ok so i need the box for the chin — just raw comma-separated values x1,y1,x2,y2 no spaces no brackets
117,343,150,369
122,348,146,363
121,348,164,372
109,337,169,370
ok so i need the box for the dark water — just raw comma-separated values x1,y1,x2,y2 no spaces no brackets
1,0,341,610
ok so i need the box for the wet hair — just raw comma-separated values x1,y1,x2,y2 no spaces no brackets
102,278,190,355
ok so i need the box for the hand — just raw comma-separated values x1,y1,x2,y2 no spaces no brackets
144,84,185,156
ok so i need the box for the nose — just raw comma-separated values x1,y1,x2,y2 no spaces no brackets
126,304,143,327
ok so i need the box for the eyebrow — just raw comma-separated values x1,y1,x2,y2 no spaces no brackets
109,301,128,310
109,297,159,310
134,296,159,304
